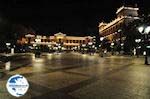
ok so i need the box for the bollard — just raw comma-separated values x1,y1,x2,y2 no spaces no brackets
11,48,14,54
5,61,11,71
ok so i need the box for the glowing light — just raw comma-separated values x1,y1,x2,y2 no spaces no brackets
135,39,141,43
92,45,95,48
138,26,144,33
100,37,104,41
82,44,86,47
35,39,41,42
88,42,93,45
143,51,146,55
33,44,37,47
6,43,11,46
118,29,122,32
145,26,150,34
111,43,114,46
138,46,141,49
58,46,61,49
121,43,124,46
48,45,51,47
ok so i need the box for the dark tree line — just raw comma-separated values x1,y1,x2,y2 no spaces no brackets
0,17,35,52
123,15,150,54
0,22,35,44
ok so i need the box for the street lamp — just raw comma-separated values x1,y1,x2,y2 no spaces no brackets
111,42,114,55
138,26,150,65
135,39,141,43
82,44,86,54
88,42,92,54
99,37,105,57
135,39,141,58
118,29,122,54
121,43,124,53
100,37,104,41
6,43,11,46
6,43,11,54
100,37,104,49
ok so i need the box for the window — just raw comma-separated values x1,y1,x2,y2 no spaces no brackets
83,40,85,43
59,39,61,42
80,40,82,43
66,40,68,43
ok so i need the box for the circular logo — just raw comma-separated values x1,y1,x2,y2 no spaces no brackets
6,74,29,97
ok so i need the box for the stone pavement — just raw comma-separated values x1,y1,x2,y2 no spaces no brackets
0,53,150,99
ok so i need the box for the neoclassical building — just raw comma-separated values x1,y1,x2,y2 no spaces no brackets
17,32,94,50
99,6,139,42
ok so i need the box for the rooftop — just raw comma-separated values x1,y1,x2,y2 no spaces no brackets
116,6,139,14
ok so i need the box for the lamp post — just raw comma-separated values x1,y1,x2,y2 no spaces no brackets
82,44,86,54
6,43,11,54
111,42,114,55
100,37,104,48
88,42,93,54
118,29,122,54
99,37,104,57
135,39,141,58
138,26,150,65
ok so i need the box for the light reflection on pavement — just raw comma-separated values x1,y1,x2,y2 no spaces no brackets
0,53,150,99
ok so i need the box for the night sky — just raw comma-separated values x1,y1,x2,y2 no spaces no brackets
0,0,149,37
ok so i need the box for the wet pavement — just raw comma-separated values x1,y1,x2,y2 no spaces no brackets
0,52,150,99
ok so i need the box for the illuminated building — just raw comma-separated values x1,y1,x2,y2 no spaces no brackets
99,6,139,42
17,32,94,51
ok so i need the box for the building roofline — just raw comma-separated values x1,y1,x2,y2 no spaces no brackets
100,16,124,32
116,6,139,14
100,16,140,32
98,22,108,27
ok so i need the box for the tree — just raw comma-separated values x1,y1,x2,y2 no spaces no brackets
123,15,150,54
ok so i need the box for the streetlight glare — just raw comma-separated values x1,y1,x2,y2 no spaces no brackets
138,25,150,65
33,44,37,47
111,42,114,46
144,26,150,34
6,43,11,46
100,37,104,41
138,26,144,33
135,39,141,43
118,29,122,32
88,42,93,45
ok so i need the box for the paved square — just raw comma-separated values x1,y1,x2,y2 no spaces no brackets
0,53,150,99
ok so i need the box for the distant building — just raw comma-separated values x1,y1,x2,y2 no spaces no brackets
99,6,139,42
17,32,94,51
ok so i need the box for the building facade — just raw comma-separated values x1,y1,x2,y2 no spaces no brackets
99,6,139,42
17,32,94,51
